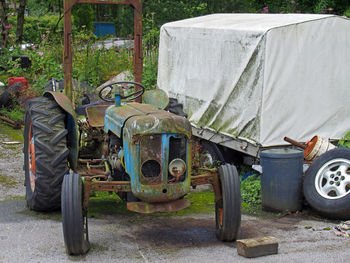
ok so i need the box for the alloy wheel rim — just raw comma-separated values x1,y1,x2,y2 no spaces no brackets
314,158,350,200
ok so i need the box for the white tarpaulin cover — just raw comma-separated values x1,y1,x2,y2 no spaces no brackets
158,14,350,146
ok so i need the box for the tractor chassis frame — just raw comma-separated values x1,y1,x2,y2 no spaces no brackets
80,162,222,214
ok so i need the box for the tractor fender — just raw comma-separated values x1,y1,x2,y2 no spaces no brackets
44,91,79,170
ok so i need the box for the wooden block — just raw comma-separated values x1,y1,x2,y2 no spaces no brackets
237,236,278,258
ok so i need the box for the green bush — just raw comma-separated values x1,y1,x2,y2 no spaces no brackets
338,130,350,148
344,8,350,17
1,30,133,99
240,175,262,206
8,15,64,44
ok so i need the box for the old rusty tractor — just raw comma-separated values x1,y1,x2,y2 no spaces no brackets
23,0,241,256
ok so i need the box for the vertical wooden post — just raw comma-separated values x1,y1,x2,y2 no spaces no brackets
63,0,73,103
132,0,143,102
63,0,143,104
133,0,143,84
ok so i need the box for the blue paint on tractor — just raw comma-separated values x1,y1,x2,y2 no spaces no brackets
103,101,192,203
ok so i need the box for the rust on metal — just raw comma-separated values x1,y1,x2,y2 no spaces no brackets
45,91,76,118
78,158,110,176
139,134,162,184
64,0,143,103
284,136,306,149
83,177,131,209
191,171,222,202
124,105,193,139
127,199,191,214
105,102,192,139
86,104,110,127
0,115,21,129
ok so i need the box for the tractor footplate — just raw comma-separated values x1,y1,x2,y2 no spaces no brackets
77,158,110,177
127,199,191,214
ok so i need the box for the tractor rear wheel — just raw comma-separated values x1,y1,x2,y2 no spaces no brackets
215,164,241,241
23,96,69,211
62,173,90,255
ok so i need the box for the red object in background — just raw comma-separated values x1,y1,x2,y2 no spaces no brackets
8,77,29,90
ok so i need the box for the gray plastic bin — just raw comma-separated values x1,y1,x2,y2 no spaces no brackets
260,148,304,212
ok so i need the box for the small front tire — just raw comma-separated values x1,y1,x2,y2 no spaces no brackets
62,173,90,255
215,164,241,241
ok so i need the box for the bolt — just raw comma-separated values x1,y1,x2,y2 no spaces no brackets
341,176,345,180
330,181,334,185
330,174,335,178
336,182,340,186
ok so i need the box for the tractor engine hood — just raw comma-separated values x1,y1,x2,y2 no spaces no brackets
104,102,192,138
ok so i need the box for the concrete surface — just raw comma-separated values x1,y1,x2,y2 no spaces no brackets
1,125,350,263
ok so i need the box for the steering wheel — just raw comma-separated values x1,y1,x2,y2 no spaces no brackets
98,81,145,103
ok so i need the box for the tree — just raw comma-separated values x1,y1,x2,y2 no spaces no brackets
0,0,10,48
16,0,26,44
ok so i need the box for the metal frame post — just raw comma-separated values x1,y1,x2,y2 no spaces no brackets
63,0,143,103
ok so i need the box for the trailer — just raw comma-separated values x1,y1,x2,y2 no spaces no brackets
158,14,350,158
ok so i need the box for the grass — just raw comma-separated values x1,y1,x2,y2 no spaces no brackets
0,105,25,123
87,190,216,218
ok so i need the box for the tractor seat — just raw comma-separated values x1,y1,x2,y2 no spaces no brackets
85,104,110,127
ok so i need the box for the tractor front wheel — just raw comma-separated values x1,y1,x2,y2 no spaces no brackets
62,173,90,255
215,164,241,241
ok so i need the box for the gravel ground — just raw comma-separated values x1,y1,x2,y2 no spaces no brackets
0,125,25,201
1,124,350,263
1,199,350,263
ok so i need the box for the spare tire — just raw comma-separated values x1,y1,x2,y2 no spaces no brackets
303,148,350,219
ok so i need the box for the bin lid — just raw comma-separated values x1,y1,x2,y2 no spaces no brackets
260,148,304,159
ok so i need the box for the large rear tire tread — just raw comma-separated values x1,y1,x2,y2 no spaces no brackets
216,164,241,241
23,96,69,212
303,148,350,220
62,173,90,255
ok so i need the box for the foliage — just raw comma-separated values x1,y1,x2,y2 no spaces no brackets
142,49,158,89
0,30,133,100
8,15,64,44
0,104,25,122
72,4,94,31
344,7,350,17
338,130,350,148
26,0,61,17
72,30,132,88
240,175,262,206
114,5,134,38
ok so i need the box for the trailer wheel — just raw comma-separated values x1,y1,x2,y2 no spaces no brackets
23,96,69,211
303,148,350,219
215,164,241,241
62,173,90,255
200,140,225,168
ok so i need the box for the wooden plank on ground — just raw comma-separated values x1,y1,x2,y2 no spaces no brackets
237,236,278,258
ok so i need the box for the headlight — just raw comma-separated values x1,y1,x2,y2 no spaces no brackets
169,158,186,178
